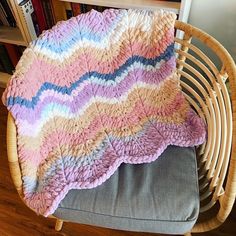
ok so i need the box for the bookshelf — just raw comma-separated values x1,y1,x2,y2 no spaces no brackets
0,0,192,89
61,0,180,13
0,0,31,88
0,26,27,46
0,72,11,88
60,0,192,22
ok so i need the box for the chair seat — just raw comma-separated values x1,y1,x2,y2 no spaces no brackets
53,146,199,234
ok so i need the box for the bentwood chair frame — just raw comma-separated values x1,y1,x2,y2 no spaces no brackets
6,20,236,235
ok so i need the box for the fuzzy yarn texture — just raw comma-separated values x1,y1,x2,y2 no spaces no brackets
2,9,206,217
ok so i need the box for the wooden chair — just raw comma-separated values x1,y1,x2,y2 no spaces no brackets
6,20,236,235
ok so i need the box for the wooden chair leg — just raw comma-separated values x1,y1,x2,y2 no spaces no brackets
184,232,192,236
55,219,63,231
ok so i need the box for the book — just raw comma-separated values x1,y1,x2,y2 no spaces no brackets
0,59,5,72
17,46,26,55
41,0,55,29
18,0,37,41
0,44,14,74
0,0,16,27
31,11,40,36
0,2,9,26
86,4,93,12
3,43,20,67
6,0,17,26
64,1,73,19
96,6,105,12
71,2,81,17
80,4,87,14
50,0,67,23
94,5,100,12
31,0,47,33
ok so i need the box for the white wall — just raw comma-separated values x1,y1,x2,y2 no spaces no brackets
188,0,236,62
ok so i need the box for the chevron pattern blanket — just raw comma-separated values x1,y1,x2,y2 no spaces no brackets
2,9,206,216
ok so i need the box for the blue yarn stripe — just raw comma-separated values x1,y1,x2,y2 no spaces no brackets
7,43,174,108
32,12,125,53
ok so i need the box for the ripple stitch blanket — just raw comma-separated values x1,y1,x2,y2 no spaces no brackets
2,9,206,216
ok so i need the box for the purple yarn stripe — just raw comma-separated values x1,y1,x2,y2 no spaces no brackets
11,57,175,122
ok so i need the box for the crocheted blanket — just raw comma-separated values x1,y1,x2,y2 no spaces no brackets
2,9,206,216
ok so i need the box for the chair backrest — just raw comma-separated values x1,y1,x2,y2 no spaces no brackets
6,20,236,233
174,20,236,233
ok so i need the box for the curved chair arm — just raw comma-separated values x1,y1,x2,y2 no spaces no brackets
175,20,236,233
7,112,23,199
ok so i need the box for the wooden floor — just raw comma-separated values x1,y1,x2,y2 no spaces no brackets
0,88,236,236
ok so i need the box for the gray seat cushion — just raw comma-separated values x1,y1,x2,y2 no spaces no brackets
53,146,199,234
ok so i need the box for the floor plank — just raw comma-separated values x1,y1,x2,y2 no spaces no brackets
0,88,235,236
